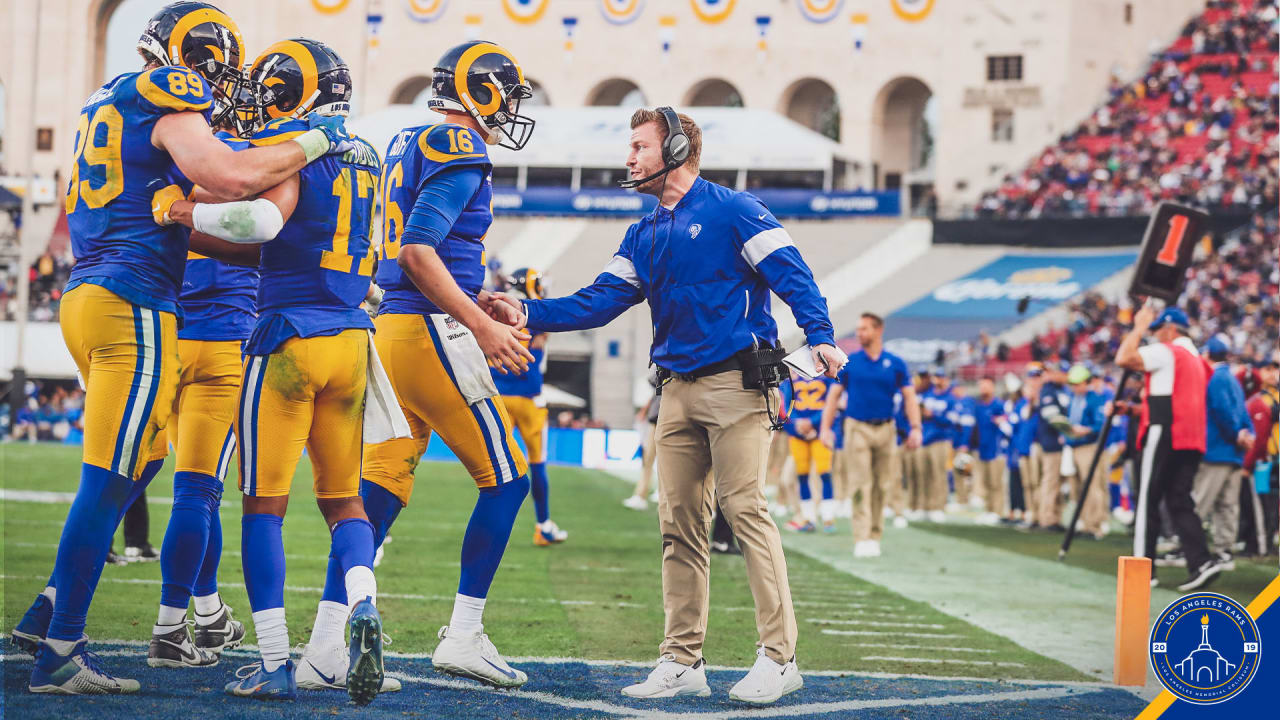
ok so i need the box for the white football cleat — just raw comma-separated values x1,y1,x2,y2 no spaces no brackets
852,540,881,558
622,495,649,511
728,648,802,705
295,643,402,692
620,655,710,698
432,625,527,688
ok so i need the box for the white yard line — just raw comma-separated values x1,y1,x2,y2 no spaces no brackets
844,643,997,654
806,618,945,629
821,629,965,639
862,655,1027,668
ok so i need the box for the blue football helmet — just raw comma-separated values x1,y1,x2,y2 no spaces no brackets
136,2,246,129
427,41,535,151
507,267,545,300
234,38,351,137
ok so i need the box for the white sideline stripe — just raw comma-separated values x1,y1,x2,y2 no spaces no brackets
807,618,945,629
822,629,964,639
846,643,998,654
863,655,1027,668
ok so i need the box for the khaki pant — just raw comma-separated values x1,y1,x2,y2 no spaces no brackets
1019,444,1042,525
634,421,658,499
1037,449,1064,528
847,419,897,541
1191,463,1242,555
902,446,923,511
765,429,795,513
889,442,906,515
832,441,853,503
921,441,952,511
954,463,972,506
656,372,797,665
1067,444,1110,536
974,458,1005,515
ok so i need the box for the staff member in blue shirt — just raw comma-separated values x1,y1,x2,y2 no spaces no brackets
970,378,1008,524
920,368,958,522
949,384,977,510
509,108,842,705
1063,365,1109,539
1034,362,1073,531
820,313,920,557
1192,337,1254,566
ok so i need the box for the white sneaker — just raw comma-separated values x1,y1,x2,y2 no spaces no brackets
296,643,402,692
968,496,985,511
432,625,527,688
620,655,710,698
852,540,881,558
536,519,569,544
622,495,648,512
648,490,660,503
881,506,893,519
945,502,962,513
906,509,926,522
927,510,947,523
975,512,1001,526
892,515,908,529
728,648,803,705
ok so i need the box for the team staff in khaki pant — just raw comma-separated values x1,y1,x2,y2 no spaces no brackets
1062,365,1111,538
918,369,959,521
820,313,921,556
513,108,844,704
969,378,1009,523
1033,363,1073,531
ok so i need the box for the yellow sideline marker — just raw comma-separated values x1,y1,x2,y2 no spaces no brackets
1114,555,1152,686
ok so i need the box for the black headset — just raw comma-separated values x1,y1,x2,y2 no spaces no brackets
618,106,689,188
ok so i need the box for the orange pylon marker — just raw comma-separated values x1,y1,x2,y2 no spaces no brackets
1114,555,1152,686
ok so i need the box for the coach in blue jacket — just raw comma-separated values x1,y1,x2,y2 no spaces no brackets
1063,365,1109,538
515,108,842,704
1192,337,1254,564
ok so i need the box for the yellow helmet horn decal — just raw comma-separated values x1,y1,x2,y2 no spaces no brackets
170,7,243,69
453,42,525,117
253,41,320,119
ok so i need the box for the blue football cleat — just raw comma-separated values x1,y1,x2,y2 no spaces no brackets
346,597,384,706
224,660,297,700
29,638,140,694
11,593,53,655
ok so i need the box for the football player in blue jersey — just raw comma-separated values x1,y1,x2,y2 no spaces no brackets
13,2,351,696
780,373,838,532
493,268,568,546
141,128,256,671
353,40,537,689
162,38,388,705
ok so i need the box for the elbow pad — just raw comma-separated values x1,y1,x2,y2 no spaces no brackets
192,198,284,244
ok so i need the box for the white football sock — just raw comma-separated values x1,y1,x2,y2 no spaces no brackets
156,604,187,627
193,592,223,620
820,499,837,523
252,607,290,672
41,586,56,603
800,500,817,524
344,566,377,613
309,600,348,651
449,593,486,635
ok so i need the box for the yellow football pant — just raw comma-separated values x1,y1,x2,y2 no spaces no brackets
789,436,832,476
237,329,368,499
363,313,528,506
501,395,547,464
147,339,241,479
60,283,179,480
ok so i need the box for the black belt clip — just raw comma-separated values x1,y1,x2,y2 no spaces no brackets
737,343,787,391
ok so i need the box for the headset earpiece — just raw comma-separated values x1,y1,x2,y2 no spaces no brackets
658,106,689,169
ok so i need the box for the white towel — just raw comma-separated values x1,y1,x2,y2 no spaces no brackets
1062,444,1077,477
363,331,411,444
428,314,500,405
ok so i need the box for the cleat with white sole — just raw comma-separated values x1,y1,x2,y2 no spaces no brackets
620,655,711,698
728,648,803,705
346,598,384,706
29,639,140,695
622,495,648,511
147,623,219,668
224,660,297,700
296,643,402,692
432,625,527,688
193,604,245,654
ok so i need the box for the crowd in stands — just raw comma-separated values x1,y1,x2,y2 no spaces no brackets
1,250,73,322
2,379,84,443
977,0,1279,219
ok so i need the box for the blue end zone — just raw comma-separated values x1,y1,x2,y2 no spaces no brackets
2,640,1147,719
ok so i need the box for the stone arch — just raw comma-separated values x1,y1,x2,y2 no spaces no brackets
778,77,840,141
585,78,645,107
683,78,743,107
870,75,933,192
390,75,433,105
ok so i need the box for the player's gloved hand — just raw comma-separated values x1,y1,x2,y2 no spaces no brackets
150,183,186,225
293,112,356,162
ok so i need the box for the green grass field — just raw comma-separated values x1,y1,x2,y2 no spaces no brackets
1,442,1088,682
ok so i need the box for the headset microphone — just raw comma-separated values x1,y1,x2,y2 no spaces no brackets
617,106,689,189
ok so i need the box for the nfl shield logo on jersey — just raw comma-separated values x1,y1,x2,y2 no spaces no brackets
445,316,460,330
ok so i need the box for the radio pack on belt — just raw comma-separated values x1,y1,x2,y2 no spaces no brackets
737,344,787,392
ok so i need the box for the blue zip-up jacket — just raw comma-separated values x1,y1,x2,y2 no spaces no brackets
951,396,976,449
1205,363,1251,465
921,386,956,446
1035,382,1071,452
1064,390,1107,448
973,397,1006,461
522,177,834,373
1009,396,1038,459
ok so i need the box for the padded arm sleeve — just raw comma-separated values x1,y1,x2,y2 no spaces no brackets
191,198,285,244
